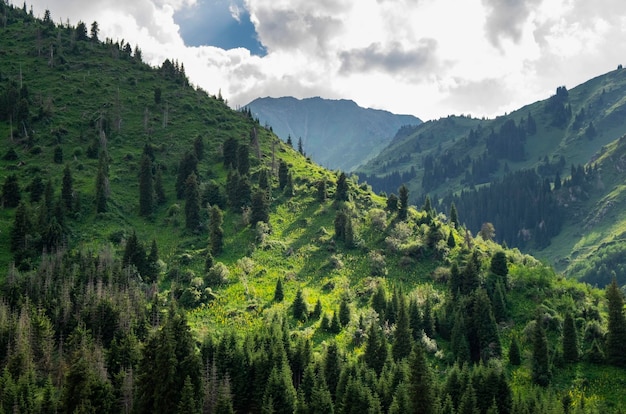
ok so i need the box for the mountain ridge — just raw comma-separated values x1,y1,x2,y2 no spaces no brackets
246,95,422,171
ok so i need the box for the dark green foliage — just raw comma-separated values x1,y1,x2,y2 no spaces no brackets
562,312,579,363
509,335,521,365
386,193,398,211
155,167,167,205
312,299,322,320
10,202,31,254
334,210,347,242
339,296,351,326
335,172,348,202
363,322,387,375
61,164,74,212
208,205,224,255
324,342,341,401
122,231,147,275
297,137,304,155
408,344,435,414
317,180,327,202
184,172,200,231
532,312,551,386
447,231,456,248
605,277,626,367
204,180,225,209
278,160,289,191
139,154,153,216
398,184,408,220
490,251,508,280
449,202,459,228
469,289,501,362
330,311,341,333
250,188,270,226
2,173,20,208
461,250,481,295
95,154,108,213
223,137,238,169
392,293,412,361
145,239,160,283
451,307,471,364
237,144,250,176
274,278,284,302
53,145,63,164
29,175,44,203
176,151,198,199
371,284,387,321
258,168,271,192
293,289,307,322
193,135,204,160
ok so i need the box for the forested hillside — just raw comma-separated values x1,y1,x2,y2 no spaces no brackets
1,3,626,414
357,68,626,274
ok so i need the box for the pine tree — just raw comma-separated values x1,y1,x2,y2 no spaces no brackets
339,296,351,326
193,135,204,161
250,188,269,226
223,137,238,169
61,164,73,212
10,202,31,253
449,202,459,228
208,205,224,255
386,193,398,211
334,210,347,242
176,151,198,199
447,231,456,248
398,184,409,220
274,278,284,302
297,137,304,155
139,154,153,216
316,180,327,202
531,312,551,386
363,322,386,375
562,312,579,363
605,277,626,367
293,289,307,322
408,344,435,414
145,239,160,283
335,172,348,202
312,299,322,320
237,144,250,176
490,251,508,282
278,160,289,191
2,173,20,208
508,335,521,366
184,172,200,231
392,293,412,361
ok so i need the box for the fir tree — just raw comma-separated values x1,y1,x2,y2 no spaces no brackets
293,289,307,322
508,335,521,366
447,230,456,248
145,239,159,283
531,312,551,386
316,180,327,202
175,151,198,199
562,312,579,363
250,188,269,226
335,172,348,202
237,144,250,176
61,164,73,212
392,293,412,361
222,137,238,169
312,299,323,320
208,205,224,255
398,184,409,220
139,154,153,216
297,137,304,155
408,344,435,414
278,160,289,191
2,173,20,208
274,278,284,302
386,193,398,211
449,202,459,228
184,172,200,231
338,296,351,326
605,277,626,367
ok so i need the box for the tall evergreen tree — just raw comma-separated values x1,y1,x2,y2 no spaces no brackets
184,172,200,231
562,312,579,363
316,180,327,202
335,172,348,202
2,173,20,208
278,160,289,191
61,164,74,212
531,312,551,386
392,293,412,361
338,296,351,327
274,277,284,302
408,344,435,414
223,137,238,169
208,205,224,255
508,335,521,366
398,184,409,220
363,322,387,375
605,277,626,367
293,289,307,322
250,188,270,226
139,154,153,216
237,144,250,176
175,151,198,199
449,202,459,228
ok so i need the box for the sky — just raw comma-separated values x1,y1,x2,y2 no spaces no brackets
22,0,626,121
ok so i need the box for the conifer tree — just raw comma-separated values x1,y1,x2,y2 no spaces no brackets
208,205,224,255
274,278,284,302
184,172,200,231
408,344,435,414
258,168,270,192
330,311,341,333
363,322,386,375
447,231,456,248
490,251,508,282
145,239,159,283
61,164,73,212
451,308,471,364
193,135,204,161
531,312,551,386
293,289,307,322
312,299,322,320
223,137,238,169
29,175,45,203
139,154,153,216
398,184,409,220
508,335,521,366
316,180,327,202
386,193,398,211
176,151,198,199
324,342,341,402
237,144,250,176
155,167,166,205
250,188,269,225
335,172,348,202
2,173,20,208
334,210,347,242
449,202,459,228
339,296,351,326
605,277,626,367
278,160,289,191
392,293,412,361
297,137,304,155
562,312,579,363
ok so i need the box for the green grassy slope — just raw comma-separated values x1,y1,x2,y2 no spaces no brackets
1,5,626,413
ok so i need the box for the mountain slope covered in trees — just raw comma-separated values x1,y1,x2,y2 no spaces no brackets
246,96,421,172
356,68,626,274
1,3,626,414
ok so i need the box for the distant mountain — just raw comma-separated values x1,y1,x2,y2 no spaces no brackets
245,96,421,171
356,67,626,278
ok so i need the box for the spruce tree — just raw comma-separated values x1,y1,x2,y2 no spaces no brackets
408,344,435,414
293,289,307,322
274,278,284,302
392,293,412,361
145,239,159,283
176,151,198,199
184,172,200,231
508,335,521,366
61,164,73,212
605,277,626,367
316,180,327,202
335,172,348,202
2,173,20,208
208,205,224,255
139,154,153,216
222,137,238,169
250,188,269,226
338,296,351,326
386,193,398,211
237,144,250,176
531,312,551,386
562,312,579,363
398,184,409,220
278,160,289,190
155,167,166,205
449,202,459,228
334,210,347,242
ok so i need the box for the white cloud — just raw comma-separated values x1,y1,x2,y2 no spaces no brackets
24,0,626,120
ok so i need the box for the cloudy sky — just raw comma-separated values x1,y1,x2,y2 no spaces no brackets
24,0,626,121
